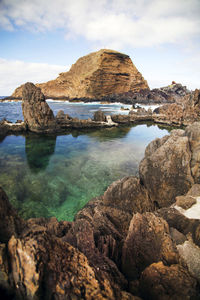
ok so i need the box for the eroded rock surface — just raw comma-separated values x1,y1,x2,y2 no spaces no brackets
139,129,194,207
122,213,179,280
12,49,149,99
22,82,57,133
140,262,198,300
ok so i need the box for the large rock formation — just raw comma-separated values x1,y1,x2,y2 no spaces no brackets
22,82,57,133
12,49,149,99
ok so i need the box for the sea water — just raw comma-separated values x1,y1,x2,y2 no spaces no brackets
0,125,168,221
0,100,131,122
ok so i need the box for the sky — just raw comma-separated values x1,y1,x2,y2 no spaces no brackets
0,0,200,95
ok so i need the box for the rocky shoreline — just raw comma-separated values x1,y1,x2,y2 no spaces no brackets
0,121,200,299
0,83,199,136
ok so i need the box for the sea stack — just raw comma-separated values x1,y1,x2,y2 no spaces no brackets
22,82,56,133
12,49,149,99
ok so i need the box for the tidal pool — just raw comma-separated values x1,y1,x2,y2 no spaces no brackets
0,124,169,221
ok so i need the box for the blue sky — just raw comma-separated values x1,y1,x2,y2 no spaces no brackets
0,0,200,95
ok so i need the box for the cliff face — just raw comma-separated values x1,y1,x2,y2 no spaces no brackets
12,49,149,99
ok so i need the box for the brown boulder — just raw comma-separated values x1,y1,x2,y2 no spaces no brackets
140,261,198,300
139,130,194,208
122,213,179,280
12,49,149,99
103,176,154,213
22,82,57,133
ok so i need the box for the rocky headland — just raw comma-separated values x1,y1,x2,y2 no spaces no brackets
0,121,200,299
11,49,149,100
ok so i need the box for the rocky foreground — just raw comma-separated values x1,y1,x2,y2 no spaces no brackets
0,121,200,299
11,49,149,100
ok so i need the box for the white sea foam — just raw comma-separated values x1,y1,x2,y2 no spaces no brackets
175,197,200,220
1,100,22,103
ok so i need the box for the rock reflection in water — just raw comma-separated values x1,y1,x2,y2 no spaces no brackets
25,134,56,173
0,125,169,221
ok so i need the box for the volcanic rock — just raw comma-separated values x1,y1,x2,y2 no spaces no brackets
139,129,194,208
122,213,179,280
93,110,106,122
153,89,200,126
140,261,198,300
22,82,57,133
12,49,149,99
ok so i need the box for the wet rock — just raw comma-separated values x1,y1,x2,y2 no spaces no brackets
0,119,26,135
0,187,25,243
122,213,179,280
139,131,194,208
93,110,106,122
22,82,57,133
140,261,198,300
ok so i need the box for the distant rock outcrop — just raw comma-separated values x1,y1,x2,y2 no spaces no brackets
153,89,200,125
12,49,149,99
100,82,191,105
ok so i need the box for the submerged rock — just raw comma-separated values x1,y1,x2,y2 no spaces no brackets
0,187,24,243
1,122,200,299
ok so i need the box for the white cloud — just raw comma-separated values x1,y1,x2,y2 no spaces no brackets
0,0,200,48
0,59,67,95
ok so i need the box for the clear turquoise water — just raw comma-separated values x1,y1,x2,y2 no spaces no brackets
0,124,169,221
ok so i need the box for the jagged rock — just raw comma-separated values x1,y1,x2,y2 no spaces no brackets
8,234,121,300
185,122,200,183
12,49,149,99
140,261,198,300
99,82,191,105
139,129,194,208
93,110,106,122
153,90,200,126
122,213,179,280
22,82,57,133
156,207,200,247
175,195,196,209
177,240,200,282
0,187,24,243
0,119,26,135
103,176,154,213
